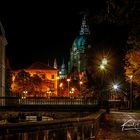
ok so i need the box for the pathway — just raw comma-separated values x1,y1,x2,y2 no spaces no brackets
96,111,140,140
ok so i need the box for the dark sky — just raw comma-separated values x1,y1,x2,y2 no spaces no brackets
0,1,108,69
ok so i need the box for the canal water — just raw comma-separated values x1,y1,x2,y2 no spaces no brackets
0,124,96,140
0,111,104,140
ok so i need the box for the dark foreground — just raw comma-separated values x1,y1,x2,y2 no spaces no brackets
96,111,140,140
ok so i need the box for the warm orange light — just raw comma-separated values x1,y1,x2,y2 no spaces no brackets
100,64,105,70
70,87,75,94
67,78,70,82
129,75,133,79
23,90,28,94
79,81,83,85
71,87,75,91
59,83,63,87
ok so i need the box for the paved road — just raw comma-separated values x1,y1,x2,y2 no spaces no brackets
96,111,140,140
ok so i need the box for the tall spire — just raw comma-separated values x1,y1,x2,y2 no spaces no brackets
79,15,90,35
59,58,67,79
54,58,57,69
61,58,65,69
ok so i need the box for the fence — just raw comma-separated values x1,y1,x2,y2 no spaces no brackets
0,97,98,106
108,100,129,109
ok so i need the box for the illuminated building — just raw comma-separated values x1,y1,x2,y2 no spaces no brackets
59,59,67,79
11,61,59,97
68,15,92,80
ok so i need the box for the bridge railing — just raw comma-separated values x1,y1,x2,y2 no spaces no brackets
0,97,98,106
108,100,129,109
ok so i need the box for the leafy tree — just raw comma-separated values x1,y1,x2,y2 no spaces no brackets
31,74,42,91
14,70,32,95
124,50,140,84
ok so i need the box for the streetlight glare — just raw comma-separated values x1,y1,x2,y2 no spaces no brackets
102,58,108,65
59,83,63,87
113,84,119,90
67,78,70,82
100,64,105,70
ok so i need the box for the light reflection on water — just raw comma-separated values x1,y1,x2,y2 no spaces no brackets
0,112,101,140
0,123,96,140
1,129,70,140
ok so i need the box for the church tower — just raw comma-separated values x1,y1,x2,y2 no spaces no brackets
53,58,57,69
79,15,90,35
0,21,8,105
59,59,67,79
68,15,91,80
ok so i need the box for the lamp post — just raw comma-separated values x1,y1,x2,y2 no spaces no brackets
99,57,108,85
112,83,119,109
99,57,108,107
67,78,70,94
71,87,75,96
79,81,83,93
129,75,133,111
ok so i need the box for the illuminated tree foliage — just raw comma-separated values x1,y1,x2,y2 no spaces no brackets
124,50,140,85
14,70,32,95
124,0,140,85
30,74,42,91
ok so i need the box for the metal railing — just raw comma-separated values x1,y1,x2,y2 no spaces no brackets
108,100,129,109
0,97,98,106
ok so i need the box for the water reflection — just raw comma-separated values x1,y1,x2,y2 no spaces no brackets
0,123,97,140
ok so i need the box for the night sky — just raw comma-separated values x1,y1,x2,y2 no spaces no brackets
0,1,126,70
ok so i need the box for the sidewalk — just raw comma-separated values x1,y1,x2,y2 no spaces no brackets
96,111,140,140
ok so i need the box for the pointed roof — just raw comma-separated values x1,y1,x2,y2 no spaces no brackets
54,58,57,69
61,58,65,69
79,15,90,35
27,61,56,70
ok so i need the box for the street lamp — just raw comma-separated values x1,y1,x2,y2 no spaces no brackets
99,58,108,88
99,57,108,71
113,84,119,91
112,83,119,109
67,78,70,93
71,87,75,94
99,57,108,108
129,75,133,111
102,58,108,65
100,64,105,70
79,81,83,93
59,83,63,96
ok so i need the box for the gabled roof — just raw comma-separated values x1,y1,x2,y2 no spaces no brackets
27,61,57,70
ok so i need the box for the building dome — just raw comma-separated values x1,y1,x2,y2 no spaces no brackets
73,35,88,49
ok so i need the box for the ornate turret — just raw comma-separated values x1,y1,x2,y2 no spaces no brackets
68,15,92,80
80,15,90,35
